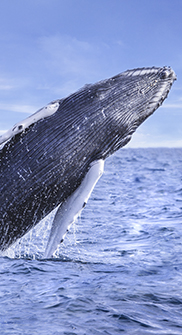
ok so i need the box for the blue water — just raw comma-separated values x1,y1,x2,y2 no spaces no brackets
1,148,182,335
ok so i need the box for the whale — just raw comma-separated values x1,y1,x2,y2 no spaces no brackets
0,66,176,257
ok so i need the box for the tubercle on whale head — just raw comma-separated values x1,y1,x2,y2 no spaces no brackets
159,66,177,80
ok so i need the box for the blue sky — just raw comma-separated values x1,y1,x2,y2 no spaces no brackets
0,0,181,147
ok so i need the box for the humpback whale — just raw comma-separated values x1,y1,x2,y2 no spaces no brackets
0,66,176,257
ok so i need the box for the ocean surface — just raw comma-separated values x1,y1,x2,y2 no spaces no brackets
1,147,182,335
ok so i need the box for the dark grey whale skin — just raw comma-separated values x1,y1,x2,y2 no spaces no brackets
0,67,176,251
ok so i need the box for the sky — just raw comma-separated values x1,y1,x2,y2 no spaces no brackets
0,0,181,147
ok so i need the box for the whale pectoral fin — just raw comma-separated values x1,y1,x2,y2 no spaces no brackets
44,159,104,258
0,101,60,148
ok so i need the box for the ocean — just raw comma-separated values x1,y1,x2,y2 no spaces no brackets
0,148,182,335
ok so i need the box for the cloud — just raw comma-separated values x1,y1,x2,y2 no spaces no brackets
0,75,33,96
0,77,16,91
0,103,36,114
127,131,182,148
39,35,98,76
161,103,182,109
32,34,128,99
36,34,113,97
0,84,14,90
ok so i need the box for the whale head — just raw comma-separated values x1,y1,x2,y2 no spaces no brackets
74,66,176,160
